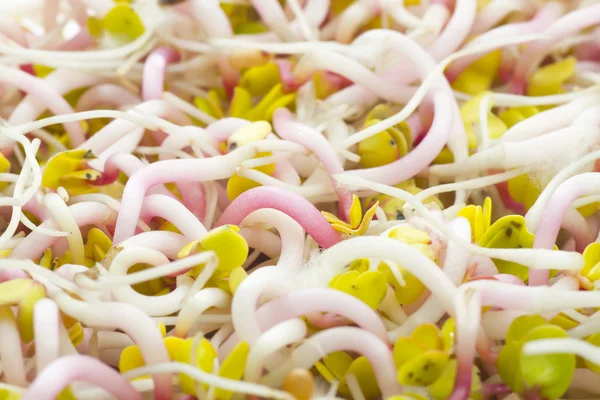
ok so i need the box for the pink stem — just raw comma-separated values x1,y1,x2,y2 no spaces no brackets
299,0,329,28
140,194,207,240
469,274,526,285
530,173,600,286
216,186,341,249
57,29,94,51
482,383,511,396
0,67,87,153
43,0,60,32
0,269,28,283
222,287,391,357
449,290,481,400
33,298,59,373
240,227,282,259
22,355,142,400
304,312,348,329
469,0,530,36
447,2,564,82
407,113,425,143
275,59,304,92
64,0,88,27
575,41,600,63
500,96,600,143
214,181,231,211
23,197,48,221
561,207,594,253
158,131,213,219
93,153,176,199
427,0,477,61
449,357,475,400
395,218,471,337
498,50,516,83
186,0,239,92
258,289,390,345
335,0,379,43
294,327,400,397
466,279,600,313
58,295,172,399
113,146,257,242
121,231,189,260
494,179,525,215
76,84,140,111
0,16,28,46
205,118,251,143
273,159,302,185
142,46,180,146
243,209,304,268
142,46,181,101
342,91,452,185
79,100,192,154
294,51,417,104
328,0,474,111
345,29,467,162
176,181,207,220
10,68,101,127
512,4,600,94
273,108,352,221
577,61,600,73
9,202,115,260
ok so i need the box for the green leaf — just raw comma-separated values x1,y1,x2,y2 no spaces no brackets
520,325,575,399
497,340,524,394
427,360,480,400
506,315,548,344
397,351,449,386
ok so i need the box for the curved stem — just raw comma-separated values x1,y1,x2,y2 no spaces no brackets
76,83,140,111
216,186,341,249
290,327,400,397
174,288,231,337
241,208,305,268
51,291,172,399
33,298,60,374
447,1,564,81
512,4,600,93
22,355,142,400
244,318,307,382
140,194,207,240
273,108,352,220
530,173,600,286
142,46,181,101
113,145,257,243
0,66,87,152
342,91,452,185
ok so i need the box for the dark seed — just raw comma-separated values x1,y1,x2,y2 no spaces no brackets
510,221,522,228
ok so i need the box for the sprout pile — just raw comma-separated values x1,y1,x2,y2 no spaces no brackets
3,0,600,399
